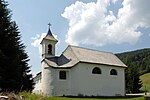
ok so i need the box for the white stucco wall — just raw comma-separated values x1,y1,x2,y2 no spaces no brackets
69,63,125,96
41,62,125,97
41,62,54,96
52,69,70,96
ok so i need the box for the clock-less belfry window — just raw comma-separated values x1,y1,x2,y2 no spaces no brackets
48,44,52,54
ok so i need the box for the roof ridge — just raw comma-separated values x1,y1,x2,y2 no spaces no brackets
69,45,113,54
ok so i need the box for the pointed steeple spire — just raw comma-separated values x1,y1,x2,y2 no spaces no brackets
40,23,58,44
47,23,53,36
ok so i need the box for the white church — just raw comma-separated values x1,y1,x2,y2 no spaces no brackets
33,27,127,97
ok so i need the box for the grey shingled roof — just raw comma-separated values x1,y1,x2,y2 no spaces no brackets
43,45,127,68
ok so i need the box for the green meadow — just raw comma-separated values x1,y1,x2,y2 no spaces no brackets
140,73,150,92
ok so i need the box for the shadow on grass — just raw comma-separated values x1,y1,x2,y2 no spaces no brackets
62,95,143,99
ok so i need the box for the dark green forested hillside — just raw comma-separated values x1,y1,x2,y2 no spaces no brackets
116,48,150,93
116,48,150,75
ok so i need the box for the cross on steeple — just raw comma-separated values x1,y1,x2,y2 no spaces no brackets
48,23,51,28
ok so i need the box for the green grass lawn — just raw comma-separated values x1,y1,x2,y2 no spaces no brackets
140,85,150,92
20,92,144,100
140,72,150,92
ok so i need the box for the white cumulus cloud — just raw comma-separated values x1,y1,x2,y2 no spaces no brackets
62,0,150,46
31,33,47,56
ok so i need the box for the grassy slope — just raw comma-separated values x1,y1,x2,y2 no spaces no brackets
140,73,150,91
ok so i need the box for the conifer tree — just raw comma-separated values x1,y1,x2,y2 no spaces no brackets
117,52,143,93
125,66,142,93
0,0,34,92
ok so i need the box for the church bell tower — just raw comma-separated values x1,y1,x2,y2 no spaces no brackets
40,24,58,58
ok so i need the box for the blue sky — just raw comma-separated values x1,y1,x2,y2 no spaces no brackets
6,0,150,74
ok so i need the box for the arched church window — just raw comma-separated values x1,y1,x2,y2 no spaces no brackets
92,67,101,74
59,71,66,80
110,69,117,75
48,44,52,54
